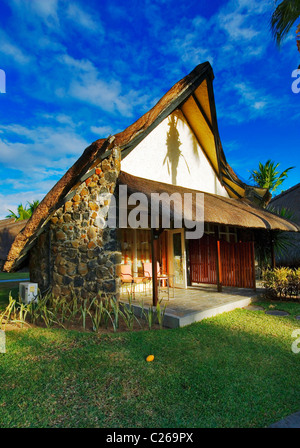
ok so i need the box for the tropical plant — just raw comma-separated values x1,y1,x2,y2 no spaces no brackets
28,200,40,214
88,298,105,332
0,289,148,333
120,296,140,330
262,267,300,299
6,204,31,221
142,304,155,330
271,0,300,54
254,205,296,270
155,299,167,329
6,200,40,221
267,205,296,257
108,297,125,332
249,160,294,194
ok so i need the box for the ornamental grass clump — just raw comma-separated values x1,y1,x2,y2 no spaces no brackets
262,267,300,300
0,289,170,332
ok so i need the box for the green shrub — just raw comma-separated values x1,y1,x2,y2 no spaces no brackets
262,267,300,299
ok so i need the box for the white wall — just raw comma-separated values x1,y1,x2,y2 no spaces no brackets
121,111,229,197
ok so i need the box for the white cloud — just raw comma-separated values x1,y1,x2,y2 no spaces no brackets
218,11,259,41
90,125,114,136
41,113,80,128
11,0,59,25
0,31,31,65
0,191,43,220
232,82,275,116
66,3,101,33
56,54,152,117
0,123,89,173
0,120,93,219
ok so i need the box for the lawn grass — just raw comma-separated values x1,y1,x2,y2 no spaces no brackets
1,297,300,428
0,285,19,310
256,299,300,318
0,272,29,281
0,274,29,310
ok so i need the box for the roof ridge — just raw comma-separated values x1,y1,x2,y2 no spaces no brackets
3,63,214,272
271,183,300,202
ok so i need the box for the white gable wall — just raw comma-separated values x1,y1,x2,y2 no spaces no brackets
121,111,229,197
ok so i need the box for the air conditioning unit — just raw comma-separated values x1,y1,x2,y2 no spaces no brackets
19,282,38,304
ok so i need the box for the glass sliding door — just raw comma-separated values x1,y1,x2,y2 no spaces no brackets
169,230,186,288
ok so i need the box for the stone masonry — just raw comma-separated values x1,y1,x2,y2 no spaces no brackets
29,147,122,301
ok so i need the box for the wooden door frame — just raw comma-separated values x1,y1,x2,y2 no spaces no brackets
167,229,187,289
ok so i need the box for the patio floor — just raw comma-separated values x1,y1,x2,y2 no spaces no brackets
120,283,264,328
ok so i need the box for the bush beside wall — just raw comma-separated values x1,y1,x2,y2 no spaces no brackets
262,267,300,300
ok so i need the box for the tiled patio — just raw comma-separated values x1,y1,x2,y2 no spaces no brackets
120,283,264,328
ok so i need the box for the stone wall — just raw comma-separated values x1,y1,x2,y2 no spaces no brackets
30,147,122,300
29,230,51,293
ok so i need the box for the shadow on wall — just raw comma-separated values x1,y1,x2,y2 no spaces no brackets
163,114,190,185
0,228,15,267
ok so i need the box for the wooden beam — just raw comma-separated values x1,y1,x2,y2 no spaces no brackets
191,93,213,133
185,232,191,287
251,241,257,291
206,78,223,184
179,107,220,181
120,66,212,160
220,168,245,190
222,179,243,199
215,227,222,292
151,229,159,306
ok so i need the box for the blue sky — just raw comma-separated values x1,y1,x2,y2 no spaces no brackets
0,0,299,219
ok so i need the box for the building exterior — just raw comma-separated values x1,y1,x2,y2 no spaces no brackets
3,63,299,303
0,219,28,271
270,184,300,267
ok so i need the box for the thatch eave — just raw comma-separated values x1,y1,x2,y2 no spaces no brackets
119,171,300,233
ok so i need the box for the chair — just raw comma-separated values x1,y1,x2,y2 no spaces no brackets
120,264,146,298
143,262,160,279
120,264,134,295
142,262,174,300
120,264,134,283
143,262,167,292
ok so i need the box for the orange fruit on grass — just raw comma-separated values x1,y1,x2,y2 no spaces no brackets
146,355,154,362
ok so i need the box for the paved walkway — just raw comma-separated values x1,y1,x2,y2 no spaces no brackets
121,284,264,328
270,411,300,428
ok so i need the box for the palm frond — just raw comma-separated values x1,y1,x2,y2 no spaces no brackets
271,0,300,45
249,160,294,193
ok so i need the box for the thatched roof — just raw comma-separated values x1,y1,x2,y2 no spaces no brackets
2,62,290,271
270,183,300,224
119,172,300,232
0,219,28,269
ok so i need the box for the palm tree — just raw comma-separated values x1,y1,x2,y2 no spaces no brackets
271,0,300,54
6,200,40,221
249,160,294,194
27,200,40,214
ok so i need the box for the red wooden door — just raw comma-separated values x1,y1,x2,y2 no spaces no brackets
189,235,255,289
